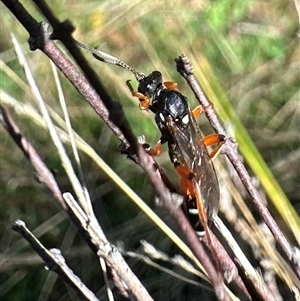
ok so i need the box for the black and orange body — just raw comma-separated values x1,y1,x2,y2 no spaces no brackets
127,71,225,235
75,41,225,237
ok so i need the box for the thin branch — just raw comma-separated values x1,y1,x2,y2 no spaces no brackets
0,105,66,209
34,0,139,149
12,219,100,301
1,0,135,149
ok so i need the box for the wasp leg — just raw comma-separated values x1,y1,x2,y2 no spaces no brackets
175,134,225,181
126,80,150,110
193,179,221,271
176,165,217,255
176,164,213,239
192,101,216,118
192,179,209,227
137,136,163,156
164,81,177,90
147,142,163,156
192,105,203,118
175,164,195,198
203,134,225,161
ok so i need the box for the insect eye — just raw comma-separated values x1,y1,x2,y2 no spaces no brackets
182,114,189,125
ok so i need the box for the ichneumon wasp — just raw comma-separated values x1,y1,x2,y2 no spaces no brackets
75,40,225,241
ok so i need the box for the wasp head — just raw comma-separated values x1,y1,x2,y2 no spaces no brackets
137,71,163,100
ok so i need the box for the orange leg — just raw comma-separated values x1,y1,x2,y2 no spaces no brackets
126,80,150,110
192,101,215,118
164,81,177,90
174,133,224,195
175,164,195,198
191,104,225,158
176,165,210,228
177,165,213,246
202,133,225,160
202,133,223,146
176,161,220,269
175,133,225,199
193,178,221,271
137,136,163,157
192,105,203,118
146,142,163,156
175,164,194,181
175,134,225,182
180,177,194,199
192,179,209,227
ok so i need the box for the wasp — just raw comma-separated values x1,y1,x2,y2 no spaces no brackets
75,40,225,239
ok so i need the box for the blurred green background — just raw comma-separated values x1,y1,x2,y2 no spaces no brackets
1,0,299,300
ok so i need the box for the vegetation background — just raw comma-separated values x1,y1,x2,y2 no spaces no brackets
1,0,299,300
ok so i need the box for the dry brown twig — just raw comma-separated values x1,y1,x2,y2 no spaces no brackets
12,219,100,301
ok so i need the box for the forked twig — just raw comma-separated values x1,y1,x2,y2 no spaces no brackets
63,192,154,301
12,220,100,301
0,105,66,209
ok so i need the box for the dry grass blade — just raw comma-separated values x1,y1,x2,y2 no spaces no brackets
50,61,94,218
11,33,87,208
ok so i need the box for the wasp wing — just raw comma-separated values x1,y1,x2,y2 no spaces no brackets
166,111,219,220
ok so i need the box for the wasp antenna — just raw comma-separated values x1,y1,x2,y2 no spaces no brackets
74,40,145,81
